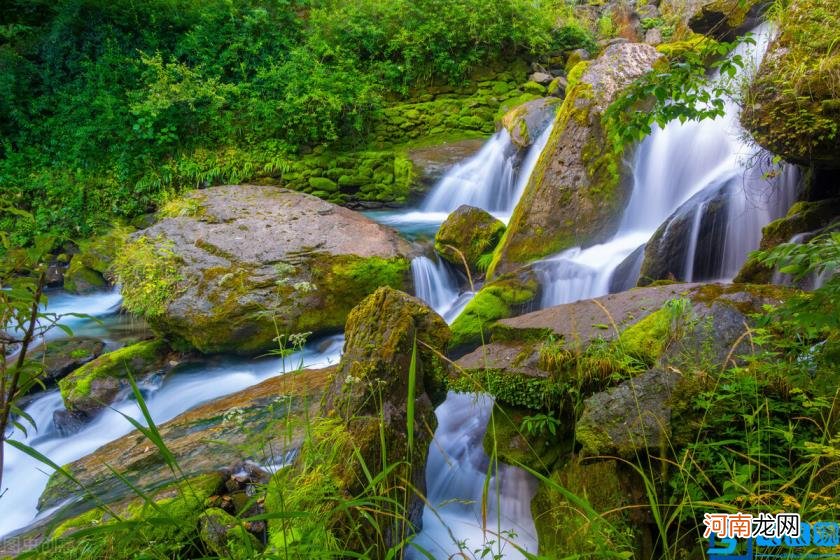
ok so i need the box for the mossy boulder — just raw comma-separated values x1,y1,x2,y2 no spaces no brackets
268,287,450,552
449,268,540,348
113,185,413,355
63,226,132,293
489,44,662,278
58,339,169,414
434,205,506,275
741,0,840,168
686,0,763,39
26,336,106,389
576,283,793,457
637,184,729,285
735,197,840,283
498,97,559,149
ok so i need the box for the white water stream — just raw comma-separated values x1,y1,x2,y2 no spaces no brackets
537,24,798,307
0,292,344,538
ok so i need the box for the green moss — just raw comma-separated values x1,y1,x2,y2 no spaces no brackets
59,339,167,409
112,235,184,319
741,0,840,166
532,459,634,557
63,259,106,293
63,225,133,293
449,274,539,347
618,306,671,365
158,195,205,218
35,473,224,560
450,369,564,411
434,206,505,272
483,404,566,472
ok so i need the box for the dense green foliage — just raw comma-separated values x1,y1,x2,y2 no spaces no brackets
0,0,556,245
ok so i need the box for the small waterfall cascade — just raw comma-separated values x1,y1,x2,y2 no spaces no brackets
421,122,556,220
410,255,469,322
0,296,344,538
537,23,798,307
408,394,538,559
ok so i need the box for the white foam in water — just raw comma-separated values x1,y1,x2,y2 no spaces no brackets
537,24,798,306
408,393,538,559
0,323,344,538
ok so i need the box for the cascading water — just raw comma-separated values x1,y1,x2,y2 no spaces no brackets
0,296,344,538
408,394,538,559
404,126,557,560
537,23,798,307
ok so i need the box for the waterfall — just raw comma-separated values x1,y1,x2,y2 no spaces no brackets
411,255,469,322
405,118,556,560
537,23,798,306
408,394,538,559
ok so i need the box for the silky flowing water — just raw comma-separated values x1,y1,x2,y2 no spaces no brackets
0,24,802,560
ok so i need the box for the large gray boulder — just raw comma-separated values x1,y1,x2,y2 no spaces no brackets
489,43,662,277
499,97,559,149
114,185,413,355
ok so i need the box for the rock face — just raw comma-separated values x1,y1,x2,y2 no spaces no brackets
115,185,413,355
736,198,840,283
58,339,170,416
499,97,559,149
576,368,681,457
638,183,730,285
26,337,106,388
434,205,505,275
272,287,450,551
490,44,662,277
741,0,840,168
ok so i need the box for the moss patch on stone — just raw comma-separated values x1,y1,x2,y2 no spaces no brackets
112,235,184,319
741,0,840,167
59,339,167,411
449,273,539,348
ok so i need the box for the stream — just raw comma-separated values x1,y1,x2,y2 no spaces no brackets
1,23,798,560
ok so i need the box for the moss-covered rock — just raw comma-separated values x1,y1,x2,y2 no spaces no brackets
449,269,540,348
113,185,413,355
741,0,840,168
63,226,133,293
735,197,840,283
686,0,763,39
489,44,662,277
26,337,106,389
58,339,169,414
434,205,506,275
532,458,634,557
483,404,566,472
267,287,450,554
498,97,559,149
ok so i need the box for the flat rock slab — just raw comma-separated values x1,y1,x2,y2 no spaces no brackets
500,283,698,342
